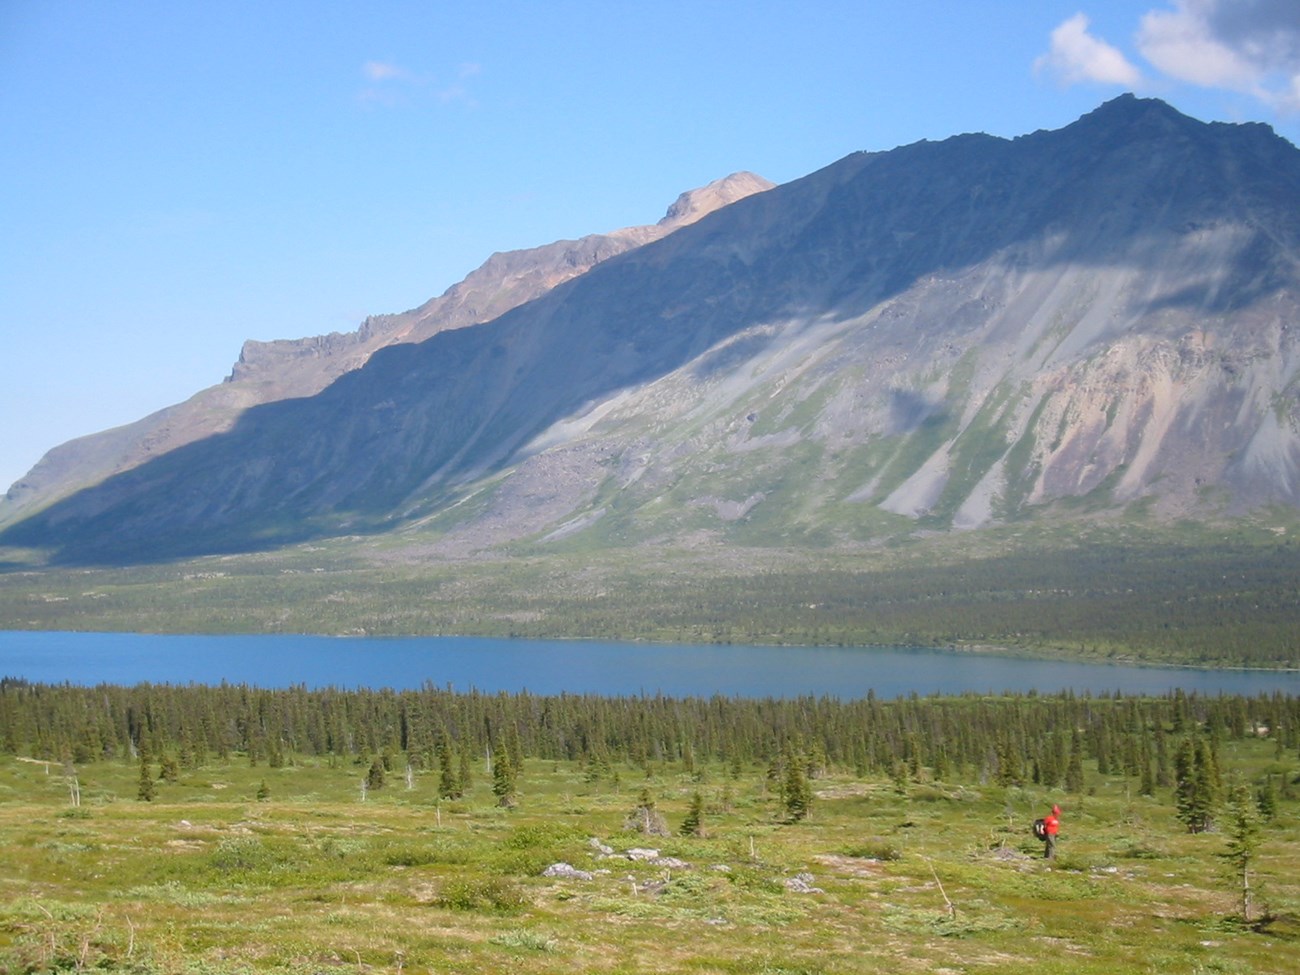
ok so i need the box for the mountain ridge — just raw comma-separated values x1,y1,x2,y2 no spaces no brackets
1,172,774,525
5,96,1300,565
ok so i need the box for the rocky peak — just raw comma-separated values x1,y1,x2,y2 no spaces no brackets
1053,92,1280,153
657,172,776,231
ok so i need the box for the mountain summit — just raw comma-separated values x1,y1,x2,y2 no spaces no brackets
5,96,1300,564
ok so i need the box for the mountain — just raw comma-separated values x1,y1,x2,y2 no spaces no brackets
4,95,1300,565
0,172,774,525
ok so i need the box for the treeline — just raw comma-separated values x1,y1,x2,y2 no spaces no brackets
512,542,1300,668
236,540,1300,668
3,680,1296,797
3,540,1298,667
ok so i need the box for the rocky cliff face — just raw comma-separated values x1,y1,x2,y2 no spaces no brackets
227,171,775,390
5,97,1299,564
0,172,773,525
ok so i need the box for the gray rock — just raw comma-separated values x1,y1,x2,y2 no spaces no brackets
784,872,824,894
542,862,593,880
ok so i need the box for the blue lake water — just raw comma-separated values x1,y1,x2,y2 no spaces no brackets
1,631,1296,699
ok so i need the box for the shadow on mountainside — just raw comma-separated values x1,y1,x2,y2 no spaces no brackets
5,95,1300,565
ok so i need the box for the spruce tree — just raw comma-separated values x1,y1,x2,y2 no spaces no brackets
625,787,668,835
680,791,706,837
366,757,386,792
492,743,517,808
1175,736,1219,833
784,750,814,821
458,741,473,794
1174,737,1198,831
1154,721,1171,788
438,741,460,799
1256,774,1278,822
1065,730,1086,794
159,753,180,783
1223,778,1261,923
1192,736,1221,831
1139,755,1156,798
136,752,156,802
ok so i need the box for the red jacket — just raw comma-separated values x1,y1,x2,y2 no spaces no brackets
1044,808,1060,836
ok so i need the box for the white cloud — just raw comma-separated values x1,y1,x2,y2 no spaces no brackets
362,61,410,83
1139,0,1300,111
357,60,479,110
1041,2,1300,112
1139,2,1265,89
1035,13,1144,87
1199,0,1300,62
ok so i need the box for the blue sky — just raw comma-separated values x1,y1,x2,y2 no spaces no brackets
4,1,1300,494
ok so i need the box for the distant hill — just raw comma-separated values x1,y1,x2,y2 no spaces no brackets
4,96,1300,565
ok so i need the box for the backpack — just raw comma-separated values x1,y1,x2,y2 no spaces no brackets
1032,818,1048,840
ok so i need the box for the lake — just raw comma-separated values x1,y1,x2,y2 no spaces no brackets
1,630,1297,699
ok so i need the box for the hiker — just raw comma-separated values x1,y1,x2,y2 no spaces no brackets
1041,804,1061,859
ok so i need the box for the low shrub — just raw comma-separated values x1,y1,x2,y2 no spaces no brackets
490,821,588,875
489,928,557,951
434,876,528,913
725,866,785,895
841,839,903,861
209,836,285,874
379,839,472,867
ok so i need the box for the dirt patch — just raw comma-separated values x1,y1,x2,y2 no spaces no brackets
813,853,889,878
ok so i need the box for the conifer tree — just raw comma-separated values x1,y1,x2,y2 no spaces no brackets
1174,737,1198,830
680,791,706,837
366,757,386,792
438,740,460,799
1256,774,1278,822
1139,755,1156,798
1175,736,1219,833
160,753,180,783
994,734,1020,787
1194,735,1221,827
933,746,950,782
492,742,517,808
136,751,156,802
1065,730,1085,794
1093,725,1111,776
1223,778,1261,923
625,787,668,835
504,723,524,777
458,741,473,793
891,759,909,795
1154,720,1171,787
784,749,814,821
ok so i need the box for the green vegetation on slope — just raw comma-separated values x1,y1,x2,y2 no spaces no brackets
2,523,1298,667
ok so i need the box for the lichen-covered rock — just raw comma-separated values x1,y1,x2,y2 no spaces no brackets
542,862,593,880
784,872,824,894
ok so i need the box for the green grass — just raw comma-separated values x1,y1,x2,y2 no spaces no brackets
1,739,1297,974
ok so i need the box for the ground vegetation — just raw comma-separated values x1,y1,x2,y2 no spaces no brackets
1,682,1298,972
3,523,1299,668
